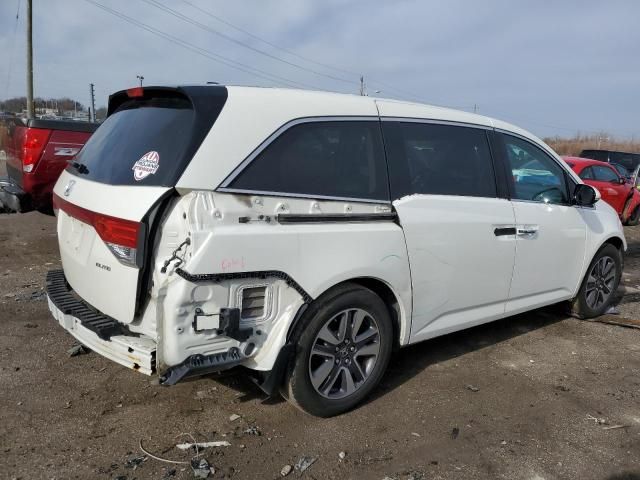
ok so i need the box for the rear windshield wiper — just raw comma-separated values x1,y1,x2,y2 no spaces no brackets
68,160,89,175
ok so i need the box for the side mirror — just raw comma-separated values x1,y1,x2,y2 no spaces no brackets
573,184,599,207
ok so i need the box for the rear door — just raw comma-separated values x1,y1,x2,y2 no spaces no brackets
496,132,587,314
54,86,227,323
382,119,516,343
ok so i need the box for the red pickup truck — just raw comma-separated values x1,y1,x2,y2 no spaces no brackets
0,118,97,214
564,156,640,225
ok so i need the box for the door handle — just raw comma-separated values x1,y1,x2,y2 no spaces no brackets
516,225,539,236
494,227,516,236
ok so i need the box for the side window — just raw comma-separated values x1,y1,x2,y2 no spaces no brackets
228,121,389,201
592,165,619,182
384,122,497,199
579,167,594,180
501,134,569,204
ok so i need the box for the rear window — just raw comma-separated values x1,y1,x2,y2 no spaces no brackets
69,88,226,186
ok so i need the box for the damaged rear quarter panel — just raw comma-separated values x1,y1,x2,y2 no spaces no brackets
151,191,413,372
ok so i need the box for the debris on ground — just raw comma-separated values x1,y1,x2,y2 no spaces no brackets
406,471,427,480
191,458,214,478
451,427,460,440
124,454,146,469
602,424,629,430
163,467,177,478
294,456,317,473
586,414,607,425
67,344,89,357
13,289,47,302
23,322,38,328
229,414,241,422
243,425,261,436
593,316,640,330
176,441,231,450
411,432,421,437
465,384,480,392
338,451,346,460
280,464,292,476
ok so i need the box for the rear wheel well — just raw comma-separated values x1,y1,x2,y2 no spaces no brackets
331,278,402,351
287,278,403,350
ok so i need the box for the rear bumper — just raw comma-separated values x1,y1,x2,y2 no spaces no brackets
0,176,31,213
46,269,156,375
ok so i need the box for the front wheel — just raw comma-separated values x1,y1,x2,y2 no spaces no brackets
283,284,393,417
571,244,622,318
624,205,640,226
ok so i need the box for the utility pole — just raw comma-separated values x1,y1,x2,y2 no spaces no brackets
359,75,366,96
473,104,478,114
26,0,34,119
89,83,96,122
136,75,144,87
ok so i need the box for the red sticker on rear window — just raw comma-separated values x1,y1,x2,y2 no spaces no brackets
132,151,160,181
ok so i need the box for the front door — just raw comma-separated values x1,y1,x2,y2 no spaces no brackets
382,119,516,343
496,133,587,314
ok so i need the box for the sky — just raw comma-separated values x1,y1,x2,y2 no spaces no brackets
1,0,639,139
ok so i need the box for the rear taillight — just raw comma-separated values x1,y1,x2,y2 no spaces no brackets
53,194,142,267
21,128,52,173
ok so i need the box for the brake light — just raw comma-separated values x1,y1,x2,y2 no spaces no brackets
127,87,144,98
21,128,52,173
53,194,142,267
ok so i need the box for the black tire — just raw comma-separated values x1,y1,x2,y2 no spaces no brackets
571,244,622,318
283,283,393,417
625,205,640,226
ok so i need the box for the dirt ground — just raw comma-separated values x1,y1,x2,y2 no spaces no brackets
1,211,639,480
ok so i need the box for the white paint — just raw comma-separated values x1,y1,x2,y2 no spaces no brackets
49,86,626,381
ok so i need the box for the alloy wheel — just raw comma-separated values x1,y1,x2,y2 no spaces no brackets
308,308,381,399
585,255,617,310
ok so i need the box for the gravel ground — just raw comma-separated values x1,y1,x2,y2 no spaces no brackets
0,211,639,480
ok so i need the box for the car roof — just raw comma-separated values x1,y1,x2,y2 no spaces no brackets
178,85,576,189
562,156,613,167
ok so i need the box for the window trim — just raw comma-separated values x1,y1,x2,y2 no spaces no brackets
380,116,493,131
217,116,389,203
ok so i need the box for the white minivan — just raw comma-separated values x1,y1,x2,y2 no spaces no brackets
47,85,625,416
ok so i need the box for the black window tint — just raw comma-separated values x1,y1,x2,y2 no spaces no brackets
384,122,496,199
501,134,569,204
229,121,388,201
579,166,594,180
70,88,227,186
592,165,619,182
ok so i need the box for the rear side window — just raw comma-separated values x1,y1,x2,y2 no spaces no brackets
70,88,226,186
228,121,389,201
501,134,569,204
592,165,619,182
383,122,496,199
579,166,594,180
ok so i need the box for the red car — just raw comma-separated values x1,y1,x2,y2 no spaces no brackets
564,156,640,225
0,118,97,213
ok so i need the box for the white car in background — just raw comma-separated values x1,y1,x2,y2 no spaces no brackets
47,85,625,416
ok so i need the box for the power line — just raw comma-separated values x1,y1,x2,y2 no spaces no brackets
139,0,357,87
82,0,319,90
178,0,360,79
175,0,444,103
